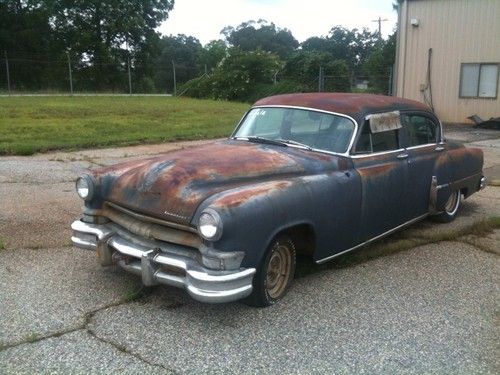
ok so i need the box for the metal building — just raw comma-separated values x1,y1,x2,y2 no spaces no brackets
394,0,500,123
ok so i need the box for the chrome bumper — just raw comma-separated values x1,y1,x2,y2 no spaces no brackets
71,220,255,303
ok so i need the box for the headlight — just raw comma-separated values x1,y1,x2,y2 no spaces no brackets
198,209,223,241
76,175,95,201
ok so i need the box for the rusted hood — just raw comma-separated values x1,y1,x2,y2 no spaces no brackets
92,140,340,224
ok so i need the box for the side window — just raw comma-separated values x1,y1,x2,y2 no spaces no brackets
403,114,439,147
354,121,400,154
372,130,399,152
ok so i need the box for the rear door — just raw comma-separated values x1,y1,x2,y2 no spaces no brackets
401,112,451,218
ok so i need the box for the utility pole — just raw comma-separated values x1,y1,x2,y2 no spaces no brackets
66,52,73,95
372,16,388,39
172,60,177,96
4,51,11,95
127,56,132,95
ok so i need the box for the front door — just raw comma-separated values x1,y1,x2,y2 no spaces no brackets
351,120,411,241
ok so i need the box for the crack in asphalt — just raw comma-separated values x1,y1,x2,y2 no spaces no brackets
0,288,177,373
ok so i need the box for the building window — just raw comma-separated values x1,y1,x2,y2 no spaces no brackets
459,63,499,99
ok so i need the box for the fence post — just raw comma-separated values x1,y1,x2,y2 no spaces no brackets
66,52,73,95
388,65,393,95
127,56,132,95
172,60,177,96
4,51,11,95
318,66,322,92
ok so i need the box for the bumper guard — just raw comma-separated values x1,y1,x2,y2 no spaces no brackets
71,220,255,303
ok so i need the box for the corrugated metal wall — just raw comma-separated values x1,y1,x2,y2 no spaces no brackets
395,0,500,123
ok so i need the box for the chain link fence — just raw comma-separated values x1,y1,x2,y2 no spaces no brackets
0,53,393,96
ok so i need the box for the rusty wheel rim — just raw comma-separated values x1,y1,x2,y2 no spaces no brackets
266,243,292,299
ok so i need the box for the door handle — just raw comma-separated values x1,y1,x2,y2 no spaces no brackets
435,145,445,152
397,153,409,159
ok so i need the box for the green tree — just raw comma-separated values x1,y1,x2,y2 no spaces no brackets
283,51,350,92
0,1,60,90
301,26,379,74
363,32,396,94
154,34,203,93
222,20,298,59
50,0,174,90
199,40,227,73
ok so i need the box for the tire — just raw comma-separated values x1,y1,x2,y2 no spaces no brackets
432,190,461,223
244,236,296,307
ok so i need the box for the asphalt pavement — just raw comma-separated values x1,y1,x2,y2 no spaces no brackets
0,128,499,374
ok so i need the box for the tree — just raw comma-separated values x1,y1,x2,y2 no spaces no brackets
363,32,396,94
222,20,298,59
301,26,379,74
154,34,203,93
0,1,60,90
49,0,174,90
199,40,227,73
211,48,282,101
283,51,350,92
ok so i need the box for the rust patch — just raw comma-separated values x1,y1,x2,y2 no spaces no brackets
356,163,393,177
90,140,336,224
254,93,430,121
212,180,293,209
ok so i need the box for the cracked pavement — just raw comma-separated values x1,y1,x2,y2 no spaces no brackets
0,131,499,374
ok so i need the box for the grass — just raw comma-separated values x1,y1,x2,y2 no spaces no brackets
0,96,249,155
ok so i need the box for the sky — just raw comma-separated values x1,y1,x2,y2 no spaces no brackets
158,0,398,45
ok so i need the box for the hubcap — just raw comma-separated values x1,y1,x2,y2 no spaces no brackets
444,191,459,214
266,244,292,299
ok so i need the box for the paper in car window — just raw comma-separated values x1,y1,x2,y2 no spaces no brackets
366,111,402,133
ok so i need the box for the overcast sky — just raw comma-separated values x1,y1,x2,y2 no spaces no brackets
158,0,398,45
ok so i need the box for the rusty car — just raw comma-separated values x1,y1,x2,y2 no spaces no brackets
71,93,486,306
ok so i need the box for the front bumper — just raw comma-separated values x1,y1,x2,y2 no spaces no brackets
71,220,255,303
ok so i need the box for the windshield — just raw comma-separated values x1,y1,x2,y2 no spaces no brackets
233,107,356,154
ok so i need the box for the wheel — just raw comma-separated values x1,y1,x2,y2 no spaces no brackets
245,236,296,307
432,190,461,223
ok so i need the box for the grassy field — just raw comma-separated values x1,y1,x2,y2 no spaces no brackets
0,96,250,155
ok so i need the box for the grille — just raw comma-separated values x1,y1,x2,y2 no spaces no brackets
101,201,201,249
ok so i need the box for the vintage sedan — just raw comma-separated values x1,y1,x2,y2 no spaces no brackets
71,93,486,306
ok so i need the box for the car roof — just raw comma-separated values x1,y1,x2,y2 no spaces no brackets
252,93,432,124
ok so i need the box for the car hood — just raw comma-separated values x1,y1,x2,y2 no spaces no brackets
92,140,340,225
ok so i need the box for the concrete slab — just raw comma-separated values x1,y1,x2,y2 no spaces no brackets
87,242,498,374
0,246,142,347
0,331,167,374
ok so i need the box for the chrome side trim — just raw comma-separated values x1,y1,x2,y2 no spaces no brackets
350,148,406,159
406,143,437,150
316,213,428,264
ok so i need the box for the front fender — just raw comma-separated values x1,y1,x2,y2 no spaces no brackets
192,171,361,268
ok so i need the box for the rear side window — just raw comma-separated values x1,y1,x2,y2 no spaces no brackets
403,115,439,146
355,121,400,154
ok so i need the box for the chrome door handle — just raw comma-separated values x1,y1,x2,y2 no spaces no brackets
435,145,445,152
397,153,409,159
